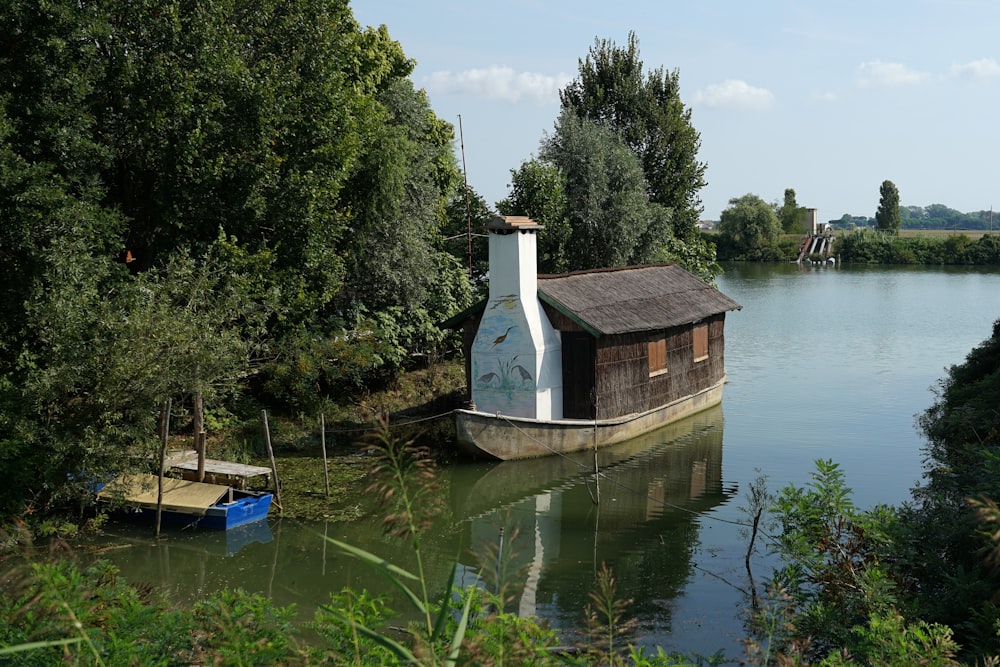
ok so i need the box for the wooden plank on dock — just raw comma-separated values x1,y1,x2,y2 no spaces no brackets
165,450,272,488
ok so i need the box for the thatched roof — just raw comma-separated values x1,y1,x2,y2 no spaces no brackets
538,264,741,336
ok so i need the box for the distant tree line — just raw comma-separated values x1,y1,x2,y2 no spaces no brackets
714,179,1000,264
834,205,997,230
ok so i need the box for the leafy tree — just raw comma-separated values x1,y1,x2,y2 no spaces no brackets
501,112,719,281
0,1,477,510
560,31,706,243
779,188,807,234
0,0,377,343
876,180,902,234
764,460,920,663
497,159,572,274
718,193,782,258
338,75,459,314
909,319,1000,614
12,234,274,511
540,112,665,270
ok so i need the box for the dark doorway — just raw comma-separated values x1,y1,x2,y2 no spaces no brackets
562,332,596,419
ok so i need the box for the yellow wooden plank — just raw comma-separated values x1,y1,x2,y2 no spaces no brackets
98,473,228,516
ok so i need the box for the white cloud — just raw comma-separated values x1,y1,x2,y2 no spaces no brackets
423,66,572,104
951,58,1000,78
811,91,839,103
857,60,929,87
692,80,775,111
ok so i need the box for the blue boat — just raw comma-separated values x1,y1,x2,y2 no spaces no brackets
97,473,272,530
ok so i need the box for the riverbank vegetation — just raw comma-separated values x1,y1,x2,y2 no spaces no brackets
8,316,1000,664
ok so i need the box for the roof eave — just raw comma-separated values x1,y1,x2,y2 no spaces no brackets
439,299,486,330
538,291,603,338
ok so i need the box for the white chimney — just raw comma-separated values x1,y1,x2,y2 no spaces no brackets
470,217,562,419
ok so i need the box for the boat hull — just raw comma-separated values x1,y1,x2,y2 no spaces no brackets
98,474,273,531
117,491,272,530
456,377,726,460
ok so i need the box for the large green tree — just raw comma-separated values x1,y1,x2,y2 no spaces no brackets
338,77,458,313
0,0,380,347
718,193,782,257
502,32,719,280
539,112,668,270
876,180,902,234
560,31,706,242
497,159,572,274
779,188,808,234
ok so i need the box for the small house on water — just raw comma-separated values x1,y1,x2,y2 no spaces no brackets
444,216,741,460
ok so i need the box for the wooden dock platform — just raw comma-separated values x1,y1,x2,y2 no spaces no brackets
165,449,272,490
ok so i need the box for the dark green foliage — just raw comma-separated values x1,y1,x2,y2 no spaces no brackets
766,460,905,660
760,460,964,664
717,193,782,260
0,0,477,518
902,320,1000,656
759,322,1000,663
561,31,706,242
10,235,275,512
778,188,809,234
0,559,195,665
837,228,1000,265
0,558,313,665
876,180,902,234
338,76,460,314
191,589,301,665
313,588,399,664
497,159,573,274
502,33,719,282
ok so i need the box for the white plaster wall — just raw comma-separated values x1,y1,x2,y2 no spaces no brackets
471,229,562,419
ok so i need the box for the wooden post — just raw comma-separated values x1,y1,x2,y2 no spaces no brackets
156,399,171,538
261,410,283,512
321,414,330,497
196,431,206,482
193,391,204,449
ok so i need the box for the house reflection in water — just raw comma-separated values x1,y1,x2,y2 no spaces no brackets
450,404,733,625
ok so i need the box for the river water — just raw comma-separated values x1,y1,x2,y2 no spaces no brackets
83,262,1000,659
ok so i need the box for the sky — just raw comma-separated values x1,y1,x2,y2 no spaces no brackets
352,0,1000,222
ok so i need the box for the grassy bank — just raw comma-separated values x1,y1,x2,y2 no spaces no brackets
223,360,467,522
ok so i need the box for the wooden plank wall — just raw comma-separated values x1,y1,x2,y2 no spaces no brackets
595,315,727,420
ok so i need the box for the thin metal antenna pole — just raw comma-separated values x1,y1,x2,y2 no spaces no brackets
458,114,472,278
